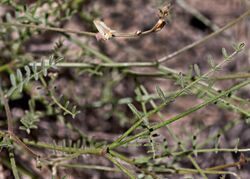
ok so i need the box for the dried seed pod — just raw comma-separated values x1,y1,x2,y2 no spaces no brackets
135,30,142,35
93,19,115,40
158,4,171,18
152,18,166,32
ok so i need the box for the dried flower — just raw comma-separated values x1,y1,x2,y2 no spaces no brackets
93,19,115,40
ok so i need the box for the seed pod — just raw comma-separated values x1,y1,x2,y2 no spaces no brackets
93,19,115,40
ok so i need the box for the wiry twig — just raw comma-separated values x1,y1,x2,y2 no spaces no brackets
110,79,250,149
206,153,249,171
105,153,136,179
93,4,170,40
0,83,41,158
0,21,96,37
0,89,13,133
9,149,20,179
176,0,219,31
157,8,250,63
0,4,170,41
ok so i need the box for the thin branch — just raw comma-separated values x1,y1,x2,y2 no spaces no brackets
157,8,250,63
0,88,13,133
31,57,250,117
8,132,40,158
105,153,136,179
0,22,96,37
0,81,42,159
9,149,20,179
0,4,170,40
93,4,170,40
30,61,156,68
213,73,250,80
58,163,119,172
110,79,250,149
139,85,208,178
0,156,36,178
109,150,159,179
157,167,239,178
23,139,102,155
206,153,249,171
173,148,250,156
0,61,16,73
109,50,241,149
1,8,249,65
176,0,219,31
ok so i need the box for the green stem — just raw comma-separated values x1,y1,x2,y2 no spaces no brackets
69,37,113,63
32,59,249,116
213,73,250,80
111,79,250,149
0,22,96,36
0,156,36,178
58,163,119,172
23,139,102,155
50,95,76,118
140,85,207,178
32,61,156,68
158,66,249,116
109,150,134,165
109,50,239,149
9,149,20,179
175,148,250,156
0,61,16,73
153,80,250,130
124,70,250,80
109,150,160,179
156,167,239,178
188,155,208,178
105,153,136,179
0,87,13,132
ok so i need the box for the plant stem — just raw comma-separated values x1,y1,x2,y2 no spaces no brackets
109,50,240,149
206,156,249,171
156,167,239,178
50,94,76,118
111,79,250,149
34,60,249,116
9,149,20,179
110,150,159,179
157,8,250,63
105,153,136,179
23,139,102,155
140,85,208,178
69,37,113,63
0,88,13,133
0,22,96,36
58,163,119,172
33,61,156,68
1,9,249,66
126,70,250,80
0,156,36,178
213,73,250,80
9,132,39,158
176,0,219,31
174,148,250,156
